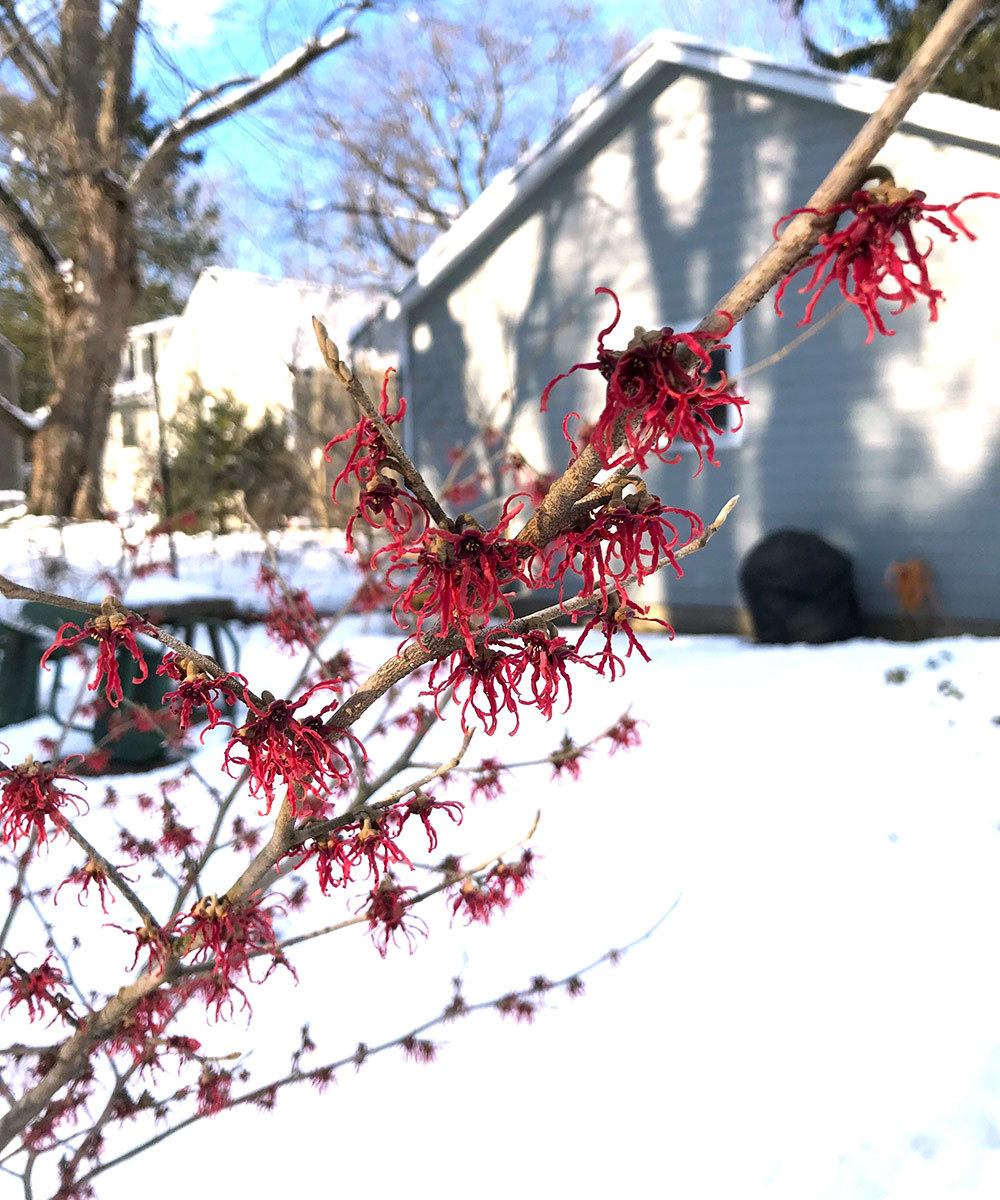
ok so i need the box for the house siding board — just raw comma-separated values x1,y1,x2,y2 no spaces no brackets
369,65,1000,626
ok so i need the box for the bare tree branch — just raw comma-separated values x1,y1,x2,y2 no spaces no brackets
176,74,257,121
97,0,141,159
0,175,68,290
0,392,47,437
129,8,372,193
0,4,58,102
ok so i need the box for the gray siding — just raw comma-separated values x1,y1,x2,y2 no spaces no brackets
364,64,1000,626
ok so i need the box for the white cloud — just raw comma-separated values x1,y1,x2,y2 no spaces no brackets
142,0,230,47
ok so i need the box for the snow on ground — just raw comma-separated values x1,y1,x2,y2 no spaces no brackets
0,512,360,616
2,522,1000,1198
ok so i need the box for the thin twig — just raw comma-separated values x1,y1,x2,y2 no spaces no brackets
313,316,451,527
730,300,849,388
72,899,681,1191
61,823,157,928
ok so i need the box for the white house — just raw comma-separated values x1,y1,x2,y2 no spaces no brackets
105,267,378,516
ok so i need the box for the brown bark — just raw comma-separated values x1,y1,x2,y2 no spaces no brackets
28,185,138,518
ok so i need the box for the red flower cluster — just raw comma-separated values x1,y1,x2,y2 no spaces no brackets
41,597,152,708
426,627,591,735
3,953,72,1024
383,499,532,650
170,893,289,1017
328,368,429,554
106,993,200,1073
196,1066,232,1116
304,810,414,891
158,653,246,731
256,565,321,652
537,478,703,606
55,858,120,912
450,850,534,925
774,184,1000,342
469,757,508,801
399,789,463,852
0,755,85,850
574,595,672,680
603,713,643,754
223,681,364,817
364,876,427,956
541,288,744,473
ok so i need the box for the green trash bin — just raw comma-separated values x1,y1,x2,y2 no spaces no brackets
0,617,44,727
91,640,172,768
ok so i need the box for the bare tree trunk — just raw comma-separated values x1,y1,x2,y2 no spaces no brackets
28,194,137,518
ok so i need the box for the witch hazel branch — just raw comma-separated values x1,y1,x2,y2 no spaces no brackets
0,1,995,1190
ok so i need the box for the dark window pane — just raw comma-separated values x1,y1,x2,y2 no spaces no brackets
121,409,138,447
705,346,731,431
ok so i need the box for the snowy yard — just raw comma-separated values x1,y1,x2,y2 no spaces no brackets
2,519,1000,1198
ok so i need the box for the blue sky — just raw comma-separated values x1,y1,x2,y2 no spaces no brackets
132,1,874,283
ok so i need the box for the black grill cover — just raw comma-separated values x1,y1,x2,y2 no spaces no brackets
739,529,863,644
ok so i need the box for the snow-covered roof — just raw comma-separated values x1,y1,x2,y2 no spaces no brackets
359,28,1000,332
191,267,381,373
124,315,181,339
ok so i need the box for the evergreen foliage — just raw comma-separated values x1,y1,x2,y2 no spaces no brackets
785,1,1000,108
165,384,309,533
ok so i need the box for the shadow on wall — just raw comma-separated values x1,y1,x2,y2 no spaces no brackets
408,65,1000,634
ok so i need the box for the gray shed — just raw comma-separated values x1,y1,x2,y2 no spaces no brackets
351,31,1000,636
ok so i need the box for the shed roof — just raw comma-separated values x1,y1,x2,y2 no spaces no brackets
357,28,1000,335
187,267,381,372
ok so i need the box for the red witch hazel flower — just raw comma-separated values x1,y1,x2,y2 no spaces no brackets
540,478,703,606
470,757,508,801
424,631,522,735
196,1065,232,1116
364,875,427,957
575,595,672,680
541,288,745,473
383,498,533,650
170,892,293,1017
105,992,198,1071
256,565,321,652
450,850,535,926
1,755,86,850
341,810,414,883
157,653,246,731
41,595,152,708
297,808,414,892
2,953,72,1024
603,713,643,755
774,180,1000,342
327,367,406,491
328,368,428,554
223,681,365,817
108,915,169,974
425,626,590,735
55,857,125,912
398,789,464,852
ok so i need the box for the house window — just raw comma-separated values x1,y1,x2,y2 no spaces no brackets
121,408,139,447
119,342,135,382
667,315,746,449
